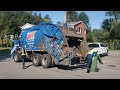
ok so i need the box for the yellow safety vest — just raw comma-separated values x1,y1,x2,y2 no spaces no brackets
87,49,97,55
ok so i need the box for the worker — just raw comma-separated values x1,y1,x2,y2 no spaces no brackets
10,40,20,59
86,48,103,73
21,47,26,69
91,50,103,72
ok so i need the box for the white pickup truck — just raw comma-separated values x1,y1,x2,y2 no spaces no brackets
88,42,108,56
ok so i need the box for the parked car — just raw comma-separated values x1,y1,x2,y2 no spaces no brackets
88,42,108,56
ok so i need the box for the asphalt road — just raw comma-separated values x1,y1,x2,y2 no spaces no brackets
0,50,120,79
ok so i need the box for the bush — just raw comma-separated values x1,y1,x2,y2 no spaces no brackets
109,40,120,50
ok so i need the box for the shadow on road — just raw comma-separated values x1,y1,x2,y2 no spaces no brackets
24,64,34,69
57,64,87,71
0,55,11,61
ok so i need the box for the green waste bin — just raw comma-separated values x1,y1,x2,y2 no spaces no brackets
91,54,102,72
90,55,98,72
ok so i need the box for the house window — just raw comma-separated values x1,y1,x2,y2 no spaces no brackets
79,28,82,33
76,27,79,32
75,27,77,30
84,29,86,34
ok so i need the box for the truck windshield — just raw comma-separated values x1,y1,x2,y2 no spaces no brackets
89,44,99,47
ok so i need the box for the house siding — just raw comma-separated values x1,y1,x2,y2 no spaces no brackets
74,23,87,41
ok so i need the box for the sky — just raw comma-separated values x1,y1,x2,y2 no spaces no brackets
34,11,109,30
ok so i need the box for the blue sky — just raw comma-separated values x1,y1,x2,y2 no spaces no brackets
33,11,109,30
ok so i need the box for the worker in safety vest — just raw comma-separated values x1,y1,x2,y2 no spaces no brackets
21,48,27,69
91,51,103,72
86,48,103,73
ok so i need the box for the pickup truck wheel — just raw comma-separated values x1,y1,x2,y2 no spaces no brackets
106,52,108,56
13,53,20,62
32,54,41,67
41,54,52,68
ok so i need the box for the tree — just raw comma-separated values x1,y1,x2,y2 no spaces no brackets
105,11,120,21
44,14,52,23
56,21,62,25
0,11,44,47
66,11,78,23
101,18,112,32
78,11,90,29
110,21,120,40
87,30,97,43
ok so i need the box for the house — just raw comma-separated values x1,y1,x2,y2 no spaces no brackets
57,21,89,41
67,21,89,41
20,23,35,30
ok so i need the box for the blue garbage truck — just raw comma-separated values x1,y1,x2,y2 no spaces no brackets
11,22,90,68
11,22,76,68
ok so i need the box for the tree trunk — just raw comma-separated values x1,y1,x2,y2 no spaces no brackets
1,39,3,47
113,11,117,21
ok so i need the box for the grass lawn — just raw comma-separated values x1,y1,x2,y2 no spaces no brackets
0,47,11,56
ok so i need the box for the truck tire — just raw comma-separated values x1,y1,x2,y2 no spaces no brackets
13,52,20,62
106,52,108,56
32,54,41,67
41,54,52,68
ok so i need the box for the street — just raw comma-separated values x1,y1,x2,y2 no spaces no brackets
0,50,120,79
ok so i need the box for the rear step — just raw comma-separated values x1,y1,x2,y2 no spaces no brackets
69,63,86,67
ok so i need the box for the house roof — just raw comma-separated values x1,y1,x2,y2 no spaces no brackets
57,21,88,29
67,21,88,29
57,25,83,39
20,23,35,30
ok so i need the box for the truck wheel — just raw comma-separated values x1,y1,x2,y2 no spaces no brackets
13,53,20,62
32,54,41,67
106,52,108,56
41,54,52,68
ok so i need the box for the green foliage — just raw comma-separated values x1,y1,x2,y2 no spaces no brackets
101,18,112,32
109,40,120,50
87,28,110,44
87,31,97,42
66,11,78,23
110,21,120,40
105,11,120,21
44,14,52,23
57,21,62,24
0,11,44,35
98,11,120,50
78,12,90,29
0,11,52,47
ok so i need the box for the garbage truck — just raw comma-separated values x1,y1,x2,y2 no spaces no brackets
11,22,89,68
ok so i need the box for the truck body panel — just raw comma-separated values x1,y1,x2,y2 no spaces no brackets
12,23,72,66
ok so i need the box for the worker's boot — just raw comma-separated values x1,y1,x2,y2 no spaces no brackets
86,68,90,73
86,69,90,73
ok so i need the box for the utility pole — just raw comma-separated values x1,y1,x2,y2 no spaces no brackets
64,11,67,23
